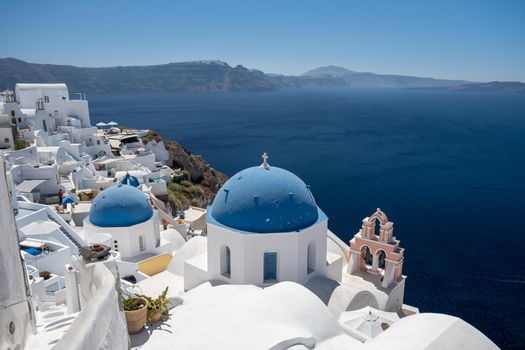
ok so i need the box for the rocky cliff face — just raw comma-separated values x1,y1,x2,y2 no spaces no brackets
160,136,228,205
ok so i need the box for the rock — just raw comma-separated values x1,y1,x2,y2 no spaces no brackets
161,136,228,204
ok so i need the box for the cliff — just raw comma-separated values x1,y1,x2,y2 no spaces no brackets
143,131,228,211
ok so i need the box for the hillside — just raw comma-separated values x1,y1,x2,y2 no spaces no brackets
142,131,229,211
0,58,498,92
448,81,525,93
302,65,356,77
295,65,471,88
0,58,277,92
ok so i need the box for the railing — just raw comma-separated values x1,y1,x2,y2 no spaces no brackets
45,206,85,253
327,229,350,262
149,193,186,240
69,92,87,101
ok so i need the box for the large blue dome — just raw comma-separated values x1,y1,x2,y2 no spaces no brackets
210,165,319,233
89,183,153,227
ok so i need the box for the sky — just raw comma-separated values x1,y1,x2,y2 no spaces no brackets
2,0,524,82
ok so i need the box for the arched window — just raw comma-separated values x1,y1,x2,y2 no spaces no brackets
378,250,387,269
361,246,372,267
221,246,231,278
373,218,381,237
307,241,316,274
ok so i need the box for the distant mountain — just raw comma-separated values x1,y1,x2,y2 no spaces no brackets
0,58,277,92
302,65,356,77
448,81,525,93
292,65,472,88
1,58,514,93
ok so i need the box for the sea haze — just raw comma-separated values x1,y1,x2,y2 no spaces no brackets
89,88,525,349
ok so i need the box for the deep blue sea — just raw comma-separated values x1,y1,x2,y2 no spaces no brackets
89,88,525,349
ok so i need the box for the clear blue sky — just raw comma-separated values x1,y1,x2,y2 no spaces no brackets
2,0,524,81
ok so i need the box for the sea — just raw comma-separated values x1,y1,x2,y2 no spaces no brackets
89,88,525,349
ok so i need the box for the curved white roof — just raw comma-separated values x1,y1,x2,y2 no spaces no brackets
130,281,362,349
366,313,498,350
129,280,499,350
15,83,68,91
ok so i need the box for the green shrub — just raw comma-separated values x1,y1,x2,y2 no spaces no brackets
142,131,162,144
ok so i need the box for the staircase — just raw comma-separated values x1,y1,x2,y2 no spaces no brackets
47,215,83,253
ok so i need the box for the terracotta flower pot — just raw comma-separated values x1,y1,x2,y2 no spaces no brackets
124,298,148,333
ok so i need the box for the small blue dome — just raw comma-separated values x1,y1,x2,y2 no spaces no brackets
121,172,140,187
89,184,153,227
210,165,319,233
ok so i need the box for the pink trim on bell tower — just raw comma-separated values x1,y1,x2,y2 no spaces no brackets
347,208,405,288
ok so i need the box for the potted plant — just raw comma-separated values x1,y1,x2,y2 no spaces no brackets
141,287,171,323
123,296,148,333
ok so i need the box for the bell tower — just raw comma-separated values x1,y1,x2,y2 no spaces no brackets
347,209,404,288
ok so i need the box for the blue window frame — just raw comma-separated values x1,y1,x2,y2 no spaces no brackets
264,252,277,282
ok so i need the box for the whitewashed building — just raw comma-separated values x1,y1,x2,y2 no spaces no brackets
184,154,343,289
83,183,162,259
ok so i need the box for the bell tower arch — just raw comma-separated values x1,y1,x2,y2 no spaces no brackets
347,208,404,288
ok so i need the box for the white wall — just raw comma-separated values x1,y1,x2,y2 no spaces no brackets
15,84,92,128
0,126,14,149
54,260,128,350
144,140,170,163
22,240,71,276
16,84,69,109
206,220,332,287
0,157,35,350
83,212,161,259
17,162,60,195
4,145,39,165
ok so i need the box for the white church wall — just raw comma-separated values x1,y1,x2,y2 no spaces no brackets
184,255,209,291
240,230,301,285
83,212,160,259
207,219,330,287
384,278,406,312
324,252,343,282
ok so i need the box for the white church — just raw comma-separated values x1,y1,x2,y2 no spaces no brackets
186,153,343,288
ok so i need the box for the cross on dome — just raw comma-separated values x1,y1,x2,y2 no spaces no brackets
261,152,270,169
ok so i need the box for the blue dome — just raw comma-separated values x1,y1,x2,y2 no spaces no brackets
121,172,140,187
89,183,153,227
210,165,319,233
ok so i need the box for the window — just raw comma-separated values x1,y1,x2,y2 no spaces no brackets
18,118,21,123
11,111,15,117
97,140,101,145
221,246,231,277
139,236,145,251
307,242,316,274
44,96,49,103
263,252,277,282
4,138,9,143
